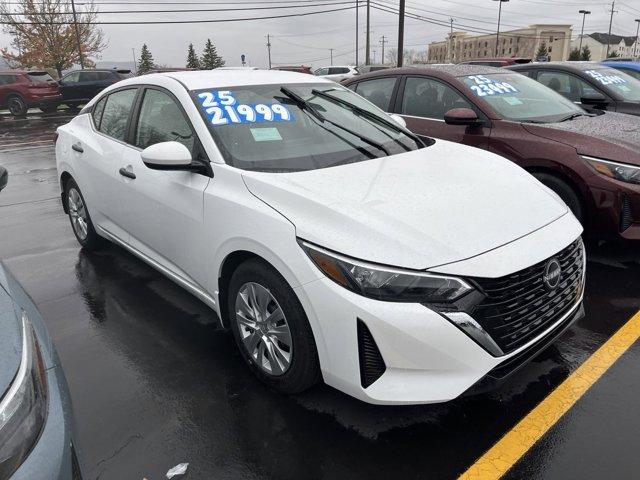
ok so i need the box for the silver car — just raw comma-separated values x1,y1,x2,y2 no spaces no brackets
0,166,82,479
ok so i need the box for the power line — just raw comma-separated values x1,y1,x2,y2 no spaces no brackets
0,1,356,14
0,4,357,24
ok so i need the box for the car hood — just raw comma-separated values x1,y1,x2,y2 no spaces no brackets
0,278,22,400
242,140,568,270
522,112,640,166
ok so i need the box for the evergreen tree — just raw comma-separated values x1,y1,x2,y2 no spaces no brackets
607,50,619,58
138,44,155,74
535,42,548,59
186,43,200,69
581,45,591,61
568,48,581,61
201,39,225,69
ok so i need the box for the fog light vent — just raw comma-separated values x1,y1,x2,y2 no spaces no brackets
620,195,633,232
357,319,386,388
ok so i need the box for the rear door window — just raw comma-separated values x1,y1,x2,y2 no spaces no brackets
352,77,397,111
98,89,138,141
328,67,350,75
536,71,598,102
401,76,473,120
79,72,100,82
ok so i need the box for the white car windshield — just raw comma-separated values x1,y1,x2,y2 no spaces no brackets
191,83,422,172
459,72,585,123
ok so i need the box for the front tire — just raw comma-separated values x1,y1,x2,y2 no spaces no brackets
533,173,584,223
64,178,106,250
227,258,321,394
7,95,27,117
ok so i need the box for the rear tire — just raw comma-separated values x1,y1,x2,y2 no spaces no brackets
7,95,27,117
227,258,321,394
533,173,584,223
64,178,106,250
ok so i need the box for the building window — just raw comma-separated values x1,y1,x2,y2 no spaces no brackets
509,48,512,54
484,41,488,47
549,46,553,52
549,36,553,42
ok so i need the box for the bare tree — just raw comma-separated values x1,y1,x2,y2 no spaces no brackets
0,0,106,77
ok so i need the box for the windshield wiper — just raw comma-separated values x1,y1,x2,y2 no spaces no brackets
557,112,590,122
280,86,389,156
311,88,427,148
280,86,325,122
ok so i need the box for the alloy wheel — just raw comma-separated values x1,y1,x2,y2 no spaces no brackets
8,97,25,116
235,282,293,376
67,188,89,240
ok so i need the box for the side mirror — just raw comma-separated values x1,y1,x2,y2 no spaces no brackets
444,108,483,126
141,141,192,170
580,92,608,108
0,166,7,192
389,114,407,128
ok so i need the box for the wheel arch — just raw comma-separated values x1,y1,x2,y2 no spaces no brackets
523,163,588,214
59,170,74,214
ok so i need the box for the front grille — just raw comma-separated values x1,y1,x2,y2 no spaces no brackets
357,319,386,388
620,195,633,232
469,239,584,355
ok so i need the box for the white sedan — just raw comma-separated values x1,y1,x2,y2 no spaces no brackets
55,70,585,404
313,65,359,82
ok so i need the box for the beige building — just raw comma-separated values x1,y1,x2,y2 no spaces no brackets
428,24,573,63
571,33,639,61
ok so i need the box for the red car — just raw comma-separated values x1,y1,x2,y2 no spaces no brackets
0,70,61,116
343,65,640,240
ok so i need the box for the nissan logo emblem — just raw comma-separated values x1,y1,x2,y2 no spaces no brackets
543,258,562,290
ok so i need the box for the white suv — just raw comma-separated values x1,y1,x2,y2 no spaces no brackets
313,65,359,82
55,70,585,404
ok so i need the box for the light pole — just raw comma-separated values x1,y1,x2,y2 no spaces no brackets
131,48,137,75
578,10,591,55
330,48,334,65
397,0,405,66
634,19,640,59
493,0,509,58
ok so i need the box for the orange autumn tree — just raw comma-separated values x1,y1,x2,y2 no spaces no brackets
0,0,106,78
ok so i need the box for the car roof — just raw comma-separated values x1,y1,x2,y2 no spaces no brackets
601,61,640,70
124,69,333,90
349,64,506,82
509,61,610,72
0,70,48,75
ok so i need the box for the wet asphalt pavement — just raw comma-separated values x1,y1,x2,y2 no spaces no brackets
0,111,639,480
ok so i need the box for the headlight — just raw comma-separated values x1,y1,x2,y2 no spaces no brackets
299,240,473,303
583,155,640,185
0,311,48,478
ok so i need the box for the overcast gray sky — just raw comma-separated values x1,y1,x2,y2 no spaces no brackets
1,0,639,69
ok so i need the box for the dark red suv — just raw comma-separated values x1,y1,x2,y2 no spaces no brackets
343,65,640,240
0,70,61,116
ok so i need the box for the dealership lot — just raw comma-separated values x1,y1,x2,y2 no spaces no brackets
1,113,639,479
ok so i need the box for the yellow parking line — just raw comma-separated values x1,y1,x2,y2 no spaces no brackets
459,310,640,480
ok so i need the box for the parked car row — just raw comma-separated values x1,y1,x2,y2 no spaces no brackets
0,68,133,117
55,69,587,408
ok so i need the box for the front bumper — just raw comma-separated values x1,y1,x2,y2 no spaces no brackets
586,180,640,241
298,275,584,405
10,365,81,480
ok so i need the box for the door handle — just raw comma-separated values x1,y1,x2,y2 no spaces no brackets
119,167,136,180
71,143,83,153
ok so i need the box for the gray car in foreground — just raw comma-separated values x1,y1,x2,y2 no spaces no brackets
0,166,81,479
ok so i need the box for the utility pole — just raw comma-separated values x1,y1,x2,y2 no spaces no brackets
449,18,454,63
365,0,371,65
355,0,359,66
330,48,334,65
493,0,509,57
606,1,617,58
380,35,387,65
634,19,640,59
70,0,85,69
578,10,591,54
397,0,405,66
131,48,137,75
373,47,377,64
266,34,272,69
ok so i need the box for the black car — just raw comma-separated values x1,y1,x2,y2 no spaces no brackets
58,69,133,108
508,62,640,116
